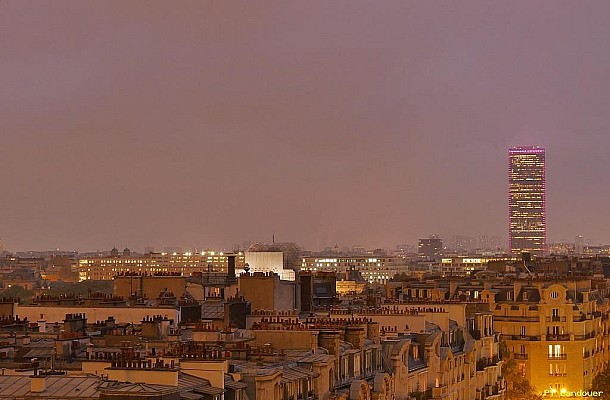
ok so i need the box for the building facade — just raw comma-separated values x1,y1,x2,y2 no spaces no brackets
419,236,443,261
490,279,609,396
78,251,245,280
300,256,407,284
508,146,546,255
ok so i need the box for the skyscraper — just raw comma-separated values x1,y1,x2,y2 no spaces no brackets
508,146,546,255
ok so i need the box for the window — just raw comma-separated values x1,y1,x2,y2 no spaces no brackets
549,344,564,358
521,326,526,336
552,308,559,317
550,291,559,299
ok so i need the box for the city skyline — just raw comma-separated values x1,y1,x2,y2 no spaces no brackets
2,2,610,251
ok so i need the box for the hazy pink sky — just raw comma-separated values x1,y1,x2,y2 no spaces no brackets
2,1,610,252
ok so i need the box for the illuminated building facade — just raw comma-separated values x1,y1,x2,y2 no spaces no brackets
509,146,546,255
440,256,518,276
78,251,245,281
300,256,406,284
490,280,609,396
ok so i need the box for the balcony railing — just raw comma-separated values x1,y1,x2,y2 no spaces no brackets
477,356,500,371
494,316,540,322
546,316,566,322
548,354,567,360
574,314,601,322
506,335,541,341
514,353,528,360
574,332,597,340
546,334,570,341
479,383,502,400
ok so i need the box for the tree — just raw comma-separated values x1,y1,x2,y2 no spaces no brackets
45,280,113,297
502,358,542,400
0,285,34,302
592,363,610,400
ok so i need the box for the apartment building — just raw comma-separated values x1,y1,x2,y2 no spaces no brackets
78,251,245,280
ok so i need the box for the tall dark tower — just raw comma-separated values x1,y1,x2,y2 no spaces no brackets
508,146,546,255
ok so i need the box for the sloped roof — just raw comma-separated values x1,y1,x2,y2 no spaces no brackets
0,375,107,398
280,365,319,383
102,382,175,393
201,301,224,319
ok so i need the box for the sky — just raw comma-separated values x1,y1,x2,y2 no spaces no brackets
2,1,610,252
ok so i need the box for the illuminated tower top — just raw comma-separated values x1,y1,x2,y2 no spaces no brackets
508,146,546,256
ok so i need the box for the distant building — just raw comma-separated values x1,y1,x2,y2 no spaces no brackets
300,255,407,284
243,251,295,281
440,256,518,276
547,242,576,255
583,245,610,256
246,242,302,270
418,236,442,261
452,235,476,253
508,146,546,255
78,250,245,280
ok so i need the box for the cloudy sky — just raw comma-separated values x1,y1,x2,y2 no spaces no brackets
2,1,610,252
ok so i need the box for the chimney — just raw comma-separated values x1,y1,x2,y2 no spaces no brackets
37,314,46,333
366,321,380,344
228,255,236,280
345,326,365,350
299,273,313,312
318,331,340,355
30,366,45,393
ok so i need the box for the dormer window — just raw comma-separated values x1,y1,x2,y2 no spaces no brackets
507,291,513,300
523,292,528,301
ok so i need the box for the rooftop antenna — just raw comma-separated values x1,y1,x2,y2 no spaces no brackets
272,233,275,244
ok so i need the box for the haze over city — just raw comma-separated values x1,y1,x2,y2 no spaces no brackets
2,1,610,252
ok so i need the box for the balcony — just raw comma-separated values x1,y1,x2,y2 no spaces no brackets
574,332,597,340
546,316,566,322
478,383,502,400
507,335,541,341
546,334,570,341
297,391,316,400
477,356,500,371
548,354,567,360
494,316,540,322
514,353,528,360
